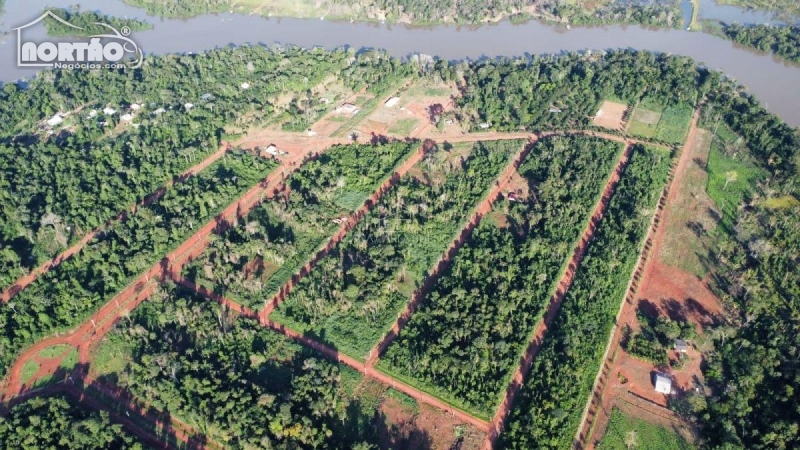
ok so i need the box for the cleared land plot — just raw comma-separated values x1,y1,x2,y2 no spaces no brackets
657,129,717,277
501,145,672,449
654,105,693,144
598,407,695,450
388,118,420,135
271,140,522,361
593,100,628,130
0,150,277,378
182,141,420,309
627,108,662,138
377,136,624,419
91,283,482,449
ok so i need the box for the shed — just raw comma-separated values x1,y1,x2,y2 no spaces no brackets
479,122,491,129
120,113,134,122
130,103,142,111
384,96,400,108
240,82,251,90
675,339,689,353
335,103,359,115
654,373,672,394
103,107,116,115
265,145,278,155
184,103,195,111
549,107,562,113
47,114,64,126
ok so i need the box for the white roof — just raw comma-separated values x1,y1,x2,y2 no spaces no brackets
655,374,672,394
88,110,98,118
154,108,166,114
240,82,251,90
184,103,194,110
120,113,134,122
47,115,63,126
385,96,400,108
103,107,116,115
130,103,142,111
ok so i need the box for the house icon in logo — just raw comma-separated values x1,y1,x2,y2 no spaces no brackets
12,10,144,69
13,10,85,67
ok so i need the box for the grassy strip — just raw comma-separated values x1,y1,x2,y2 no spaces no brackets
501,144,673,449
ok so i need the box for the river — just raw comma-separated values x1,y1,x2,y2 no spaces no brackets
1,0,799,126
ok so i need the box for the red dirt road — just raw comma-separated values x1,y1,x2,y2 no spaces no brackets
577,107,704,449
484,142,636,450
0,144,231,304
366,138,536,367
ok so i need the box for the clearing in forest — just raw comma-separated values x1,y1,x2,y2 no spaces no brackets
628,100,693,144
270,140,522,361
593,100,628,130
377,136,624,419
597,406,695,450
627,108,662,138
181,141,420,309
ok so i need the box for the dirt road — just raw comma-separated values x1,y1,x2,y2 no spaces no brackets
366,138,536,367
575,107,702,449
484,142,636,450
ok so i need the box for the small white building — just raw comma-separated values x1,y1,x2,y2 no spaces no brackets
130,103,142,111
265,145,278,156
335,103,359,115
103,107,116,115
88,110,98,118
675,339,689,353
184,103,194,111
240,82,251,90
384,96,400,108
47,114,64,127
654,373,672,394
154,108,166,115
479,122,491,129
120,113,134,122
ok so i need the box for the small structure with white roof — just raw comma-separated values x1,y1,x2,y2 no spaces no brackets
675,339,689,353
265,145,278,156
47,114,64,127
654,373,672,395
240,82,251,90
335,103,359,115
384,96,400,108
103,107,116,115
184,103,194,111
130,103,142,111
120,113,134,122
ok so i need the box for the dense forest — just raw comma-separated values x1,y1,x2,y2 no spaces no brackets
538,0,681,28
271,140,520,359
721,23,800,63
717,0,800,19
455,51,704,134
378,136,623,418
0,394,148,449
0,45,406,287
44,8,152,36
97,283,385,449
0,151,276,378
183,141,419,308
501,145,672,449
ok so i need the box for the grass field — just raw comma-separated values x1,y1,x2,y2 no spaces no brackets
60,348,78,370
20,360,39,384
654,105,694,144
598,408,695,450
37,344,71,359
388,118,419,135
706,145,766,230
627,108,660,138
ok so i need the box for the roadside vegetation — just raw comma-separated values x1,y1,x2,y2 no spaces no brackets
502,144,673,449
378,136,623,418
0,151,276,378
94,283,400,449
182,141,419,308
271,140,520,359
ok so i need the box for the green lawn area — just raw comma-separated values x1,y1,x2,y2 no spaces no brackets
598,407,695,450
21,360,39,385
706,145,766,230
60,348,79,370
37,344,72,359
627,108,660,138
388,118,419,135
91,335,136,379
654,105,693,144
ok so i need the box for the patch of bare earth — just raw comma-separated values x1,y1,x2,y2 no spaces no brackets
379,398,485,450
592,100,628,131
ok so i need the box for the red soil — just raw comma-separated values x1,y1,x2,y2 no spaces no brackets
485,142,636,450
578,107,712,450
366,138,536,367
0,145,231,304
